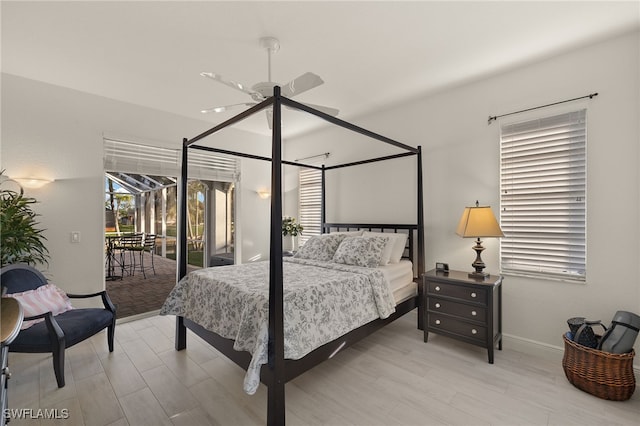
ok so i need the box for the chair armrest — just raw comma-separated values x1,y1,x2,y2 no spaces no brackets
67,291,105,299
43,312,64,345
67,290,116,315
23,311,54,322
21,312,64,344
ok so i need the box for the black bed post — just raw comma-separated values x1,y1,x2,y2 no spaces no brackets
178,140,189,281
417,145,424,274
321,165,326,233
176,139,189,350
267,86,286,426
416,145,425,329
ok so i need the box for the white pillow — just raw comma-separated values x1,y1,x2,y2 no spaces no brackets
294,234,347,261
362,231,408,264
389,233,408,263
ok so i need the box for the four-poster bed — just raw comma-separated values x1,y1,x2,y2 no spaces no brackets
163,86,424,425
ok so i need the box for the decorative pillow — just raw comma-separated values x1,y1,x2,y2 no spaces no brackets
294,234,347,261
332,236,388,268
7,284,74,330
362,231,394,265
362,231,408,264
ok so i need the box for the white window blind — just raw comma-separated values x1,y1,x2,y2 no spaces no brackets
500,109,586,281
298,167,322,245
104,138,239,182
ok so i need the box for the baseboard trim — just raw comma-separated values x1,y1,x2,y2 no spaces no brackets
116,309,161,324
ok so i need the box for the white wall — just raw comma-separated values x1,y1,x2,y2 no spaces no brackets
1,74,272,297
2,29,638,352
290,30,640,351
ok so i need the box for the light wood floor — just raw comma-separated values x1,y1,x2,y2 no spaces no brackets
7,311,640,425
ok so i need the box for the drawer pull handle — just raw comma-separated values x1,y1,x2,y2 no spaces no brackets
471,292,477,298
471,310,477,316
435,286,440,291
435,303,441,308
435,320,441,325
471,329,478,335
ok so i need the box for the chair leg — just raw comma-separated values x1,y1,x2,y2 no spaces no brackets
139,251,147,279
107,320,115,352
150,249,155,275
120,250,129,276
44,312,66,388
52,341,66,388
129,250,136,276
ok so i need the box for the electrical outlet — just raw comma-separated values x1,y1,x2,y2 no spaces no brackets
71,231,81,243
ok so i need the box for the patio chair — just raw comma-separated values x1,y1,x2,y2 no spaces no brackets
135,234,157,279
1,264,116,388
117,233,144,276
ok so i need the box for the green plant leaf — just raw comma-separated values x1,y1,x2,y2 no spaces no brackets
1,173,50,267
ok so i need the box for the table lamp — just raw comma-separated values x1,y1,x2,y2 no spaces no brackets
456,200,504,278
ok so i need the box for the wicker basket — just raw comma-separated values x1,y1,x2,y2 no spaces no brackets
562,333,636,401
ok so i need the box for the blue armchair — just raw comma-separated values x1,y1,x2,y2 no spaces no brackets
0,264,116,387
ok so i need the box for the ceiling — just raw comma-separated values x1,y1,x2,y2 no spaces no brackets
2,1,639,137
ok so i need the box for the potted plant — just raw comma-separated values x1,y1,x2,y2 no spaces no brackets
0,171,50,267
282,217,303,253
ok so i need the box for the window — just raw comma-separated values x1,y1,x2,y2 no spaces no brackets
298,167,322,245
103,138,239,182
500,109,586,281
104,138,238,267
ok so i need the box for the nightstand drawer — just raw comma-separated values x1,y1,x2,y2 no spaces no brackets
428,315,487,341
427,298,487,322
427,281,487,304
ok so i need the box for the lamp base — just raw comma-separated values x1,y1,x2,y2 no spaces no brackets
469,237,489,279
468,271,490,280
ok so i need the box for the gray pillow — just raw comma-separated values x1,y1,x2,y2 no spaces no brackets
332,236,388,268
294,234,347,261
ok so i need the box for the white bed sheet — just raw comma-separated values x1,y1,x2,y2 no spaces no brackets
379,259,416,303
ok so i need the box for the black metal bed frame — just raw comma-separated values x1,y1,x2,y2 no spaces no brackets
174,86,425,425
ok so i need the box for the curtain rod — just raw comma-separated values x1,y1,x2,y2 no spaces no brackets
295,152,330,162
488,92,598,124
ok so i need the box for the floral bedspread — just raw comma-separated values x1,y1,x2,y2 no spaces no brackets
159,257,396,394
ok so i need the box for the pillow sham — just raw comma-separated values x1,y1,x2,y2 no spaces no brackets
7,283,74,330
332,236,388,268
294,233,347,262
362,231,408,264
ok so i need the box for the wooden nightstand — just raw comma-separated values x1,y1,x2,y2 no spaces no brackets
423,269,502,363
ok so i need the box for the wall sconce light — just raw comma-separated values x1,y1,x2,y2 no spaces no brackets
257,190,271,199
456,200,504,279
12,177,54,189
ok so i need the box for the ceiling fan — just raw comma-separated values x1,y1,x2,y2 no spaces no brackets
200,36,339,128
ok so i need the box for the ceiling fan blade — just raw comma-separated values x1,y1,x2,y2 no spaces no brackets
200,102,256,114
280,72,324,97
288,102,339,117
200,72,260,97
265,108,273,129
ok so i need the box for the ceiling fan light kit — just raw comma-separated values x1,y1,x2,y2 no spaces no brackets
259,36,280,54
200,36,338,127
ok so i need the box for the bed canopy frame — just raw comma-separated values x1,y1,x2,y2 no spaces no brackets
175,86,424,425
